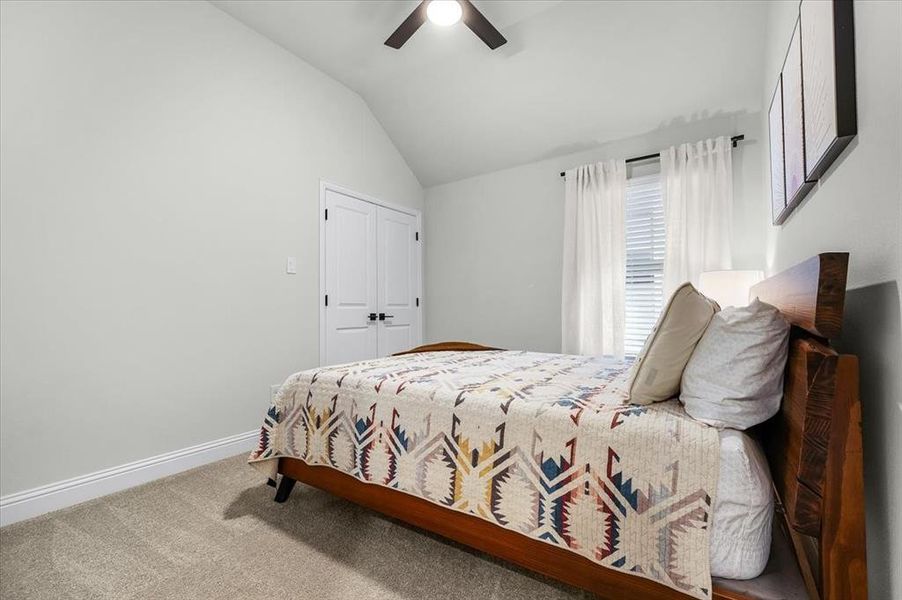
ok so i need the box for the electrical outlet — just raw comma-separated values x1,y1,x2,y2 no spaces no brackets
270,384,281,403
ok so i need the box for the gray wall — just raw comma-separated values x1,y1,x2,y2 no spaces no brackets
424,111,767,352
0,1,422,496
760,1,901,597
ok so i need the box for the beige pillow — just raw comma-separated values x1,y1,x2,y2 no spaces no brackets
627,282,719,405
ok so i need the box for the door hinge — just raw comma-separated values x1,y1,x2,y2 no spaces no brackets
416,297,419,307
324,294,328,307
415,231,419,241
324,208,328,220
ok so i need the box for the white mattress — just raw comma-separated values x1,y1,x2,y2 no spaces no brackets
710,429,774,579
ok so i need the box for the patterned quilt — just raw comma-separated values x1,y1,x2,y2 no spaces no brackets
249,350,720,598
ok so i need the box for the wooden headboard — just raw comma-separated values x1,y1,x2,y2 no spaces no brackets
750,253,867,600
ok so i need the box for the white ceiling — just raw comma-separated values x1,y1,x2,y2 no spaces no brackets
212,1,768,187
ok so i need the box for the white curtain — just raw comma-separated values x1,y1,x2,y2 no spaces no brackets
561,159,627,358
660,136,733,297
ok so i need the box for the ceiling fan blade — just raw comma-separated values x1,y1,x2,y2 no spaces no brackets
460,0,507,50
385,1,428,49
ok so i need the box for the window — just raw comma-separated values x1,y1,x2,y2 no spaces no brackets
624,173,665,356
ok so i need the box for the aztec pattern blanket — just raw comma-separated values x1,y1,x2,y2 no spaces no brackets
249,350,720,599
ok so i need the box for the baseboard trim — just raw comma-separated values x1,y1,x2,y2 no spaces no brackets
0,430,259,527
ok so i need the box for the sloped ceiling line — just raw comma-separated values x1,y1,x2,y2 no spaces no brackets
211,0,768,187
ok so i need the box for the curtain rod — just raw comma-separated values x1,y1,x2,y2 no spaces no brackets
558,134,745,178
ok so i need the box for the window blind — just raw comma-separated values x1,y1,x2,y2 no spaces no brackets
624,173,665,356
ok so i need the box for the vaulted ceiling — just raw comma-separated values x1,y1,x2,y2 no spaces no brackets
212,0,768,187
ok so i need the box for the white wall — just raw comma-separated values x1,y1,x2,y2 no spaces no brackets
424,112,766,351
0,1,422,496
760,2,902,597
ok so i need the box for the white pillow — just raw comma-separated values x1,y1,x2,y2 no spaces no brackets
626,282,720,405
680,298,790,430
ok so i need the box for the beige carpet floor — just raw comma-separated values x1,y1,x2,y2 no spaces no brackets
0,455,590,600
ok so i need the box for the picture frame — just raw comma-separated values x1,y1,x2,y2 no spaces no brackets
800,0,857,181
780,18,814,221
769,76,787,225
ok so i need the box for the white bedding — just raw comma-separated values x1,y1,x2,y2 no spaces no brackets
710,429,774,579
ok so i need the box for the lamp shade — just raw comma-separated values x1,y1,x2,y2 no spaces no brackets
698,270,765,308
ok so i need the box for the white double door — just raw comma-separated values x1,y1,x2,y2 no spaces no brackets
323,188,421,366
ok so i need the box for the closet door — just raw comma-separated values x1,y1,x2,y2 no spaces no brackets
323,189,378,365
376,206,420,357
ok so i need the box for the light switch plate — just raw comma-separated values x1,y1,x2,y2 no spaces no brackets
286,257,297,274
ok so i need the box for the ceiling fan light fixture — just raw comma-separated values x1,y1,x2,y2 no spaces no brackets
385,0,505,50
426,1,462,27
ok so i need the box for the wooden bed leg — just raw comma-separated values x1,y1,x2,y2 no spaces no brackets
274,476,297,503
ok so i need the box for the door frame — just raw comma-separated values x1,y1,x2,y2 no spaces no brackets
319,180,423,366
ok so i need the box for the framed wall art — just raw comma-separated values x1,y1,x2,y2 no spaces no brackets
800,0,857,181
768,1,856,226
779,18,814,223
769,76,787,224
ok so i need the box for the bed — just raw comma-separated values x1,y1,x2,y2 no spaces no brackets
249,253,866,600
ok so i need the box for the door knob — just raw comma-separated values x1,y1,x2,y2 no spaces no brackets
368,313,378,322
378,313,394,321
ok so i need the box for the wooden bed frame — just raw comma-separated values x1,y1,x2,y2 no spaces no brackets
272,253,866,600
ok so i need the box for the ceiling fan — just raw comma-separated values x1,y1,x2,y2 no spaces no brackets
385,0,507,50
